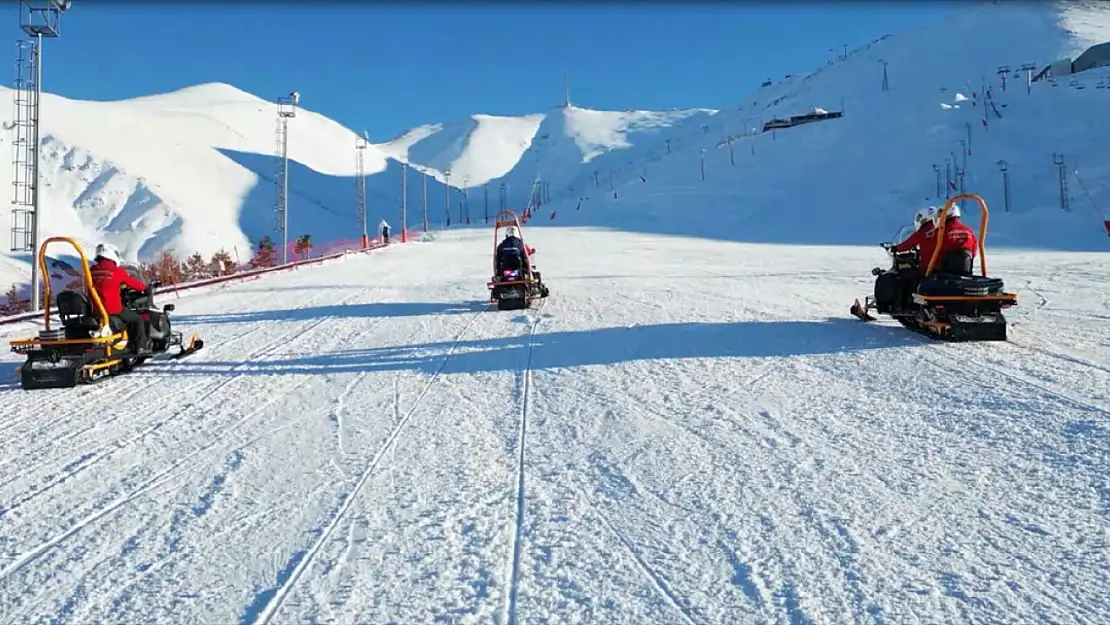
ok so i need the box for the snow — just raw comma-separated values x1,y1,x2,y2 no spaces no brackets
0,1,1109,621
0,227,1107,623
378,105,717,193
378,113,548,185
0,82,392,265
545,0,1110,253
0,83,710,294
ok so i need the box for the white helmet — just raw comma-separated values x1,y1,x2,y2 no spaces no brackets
914,206,937,230
940,204,961,221
505,227,517,237
94,242,121,264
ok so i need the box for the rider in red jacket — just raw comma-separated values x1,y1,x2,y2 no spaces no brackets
895,206,938,261
934,207,977,257
90,243,150,353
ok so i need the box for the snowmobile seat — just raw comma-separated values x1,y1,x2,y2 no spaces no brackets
57,290,102,334
57,290,127,339
937,249,974,276
917,249,1003,297
917,273,1005,298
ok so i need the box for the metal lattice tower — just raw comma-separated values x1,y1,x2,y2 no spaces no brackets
355,131,368,247
10,41,37,254
1053,152,1069,211
274,91,298,265
11,0,68,311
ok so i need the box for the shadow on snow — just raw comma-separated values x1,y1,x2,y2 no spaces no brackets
173,301,486,325
155,318,921,377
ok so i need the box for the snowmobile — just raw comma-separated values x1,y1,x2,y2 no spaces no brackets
849,194,1017,341
487,210,550,310
9,236,204,390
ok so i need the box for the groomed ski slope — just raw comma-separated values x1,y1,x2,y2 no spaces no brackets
0,229,1108,624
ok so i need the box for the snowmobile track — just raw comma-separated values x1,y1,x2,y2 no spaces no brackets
502,297,548,625
0,302,374,498
247,307,490,625
0,369,321,585
585,491,704,625
0,295,378,573
852,319,1110,418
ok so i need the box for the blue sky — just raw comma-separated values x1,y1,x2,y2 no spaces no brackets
0,2,956,140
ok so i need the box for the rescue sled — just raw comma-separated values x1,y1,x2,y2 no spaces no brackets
9,237,204,390
849,194,1017,341
487,210,550,311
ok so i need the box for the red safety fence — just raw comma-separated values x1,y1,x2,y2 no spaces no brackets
0,229,419,326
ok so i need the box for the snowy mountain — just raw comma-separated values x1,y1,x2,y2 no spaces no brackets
0,82,423,267
0,83,713,292
546,0,1110,252
2,0,1109,297
2,3,1110,620
375,105,717,197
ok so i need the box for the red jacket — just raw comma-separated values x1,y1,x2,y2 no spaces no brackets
935,217,978,259
90,258,146,314
895,222,938,263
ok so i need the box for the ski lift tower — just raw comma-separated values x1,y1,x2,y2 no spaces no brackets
274,91,298,265
11,0,69,312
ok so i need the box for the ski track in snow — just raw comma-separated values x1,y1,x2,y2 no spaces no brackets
0,290,372,581
247,306,489,625
0,290,367,522
502,297,547,625
0,228,1106,624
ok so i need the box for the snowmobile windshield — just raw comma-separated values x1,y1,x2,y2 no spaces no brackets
121,262,146,283
891,224,915,245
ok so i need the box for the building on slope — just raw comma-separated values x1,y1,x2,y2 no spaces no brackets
1033,40,1110,81
1072,41,1110,73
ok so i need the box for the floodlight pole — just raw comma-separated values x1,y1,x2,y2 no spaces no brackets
355,132,368,248
401,162,408,243
421,169,428,232
444,169,451,227
13,0,67,312
275,91,299,265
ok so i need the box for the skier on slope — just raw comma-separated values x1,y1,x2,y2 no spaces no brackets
379,219,391,244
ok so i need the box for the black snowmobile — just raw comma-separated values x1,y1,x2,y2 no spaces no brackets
487,210,550,310
849,194,1017,341
10,237,204,390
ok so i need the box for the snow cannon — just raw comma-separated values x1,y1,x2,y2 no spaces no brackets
487,209,550,311
849,193,1017,341
9,237,204,390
